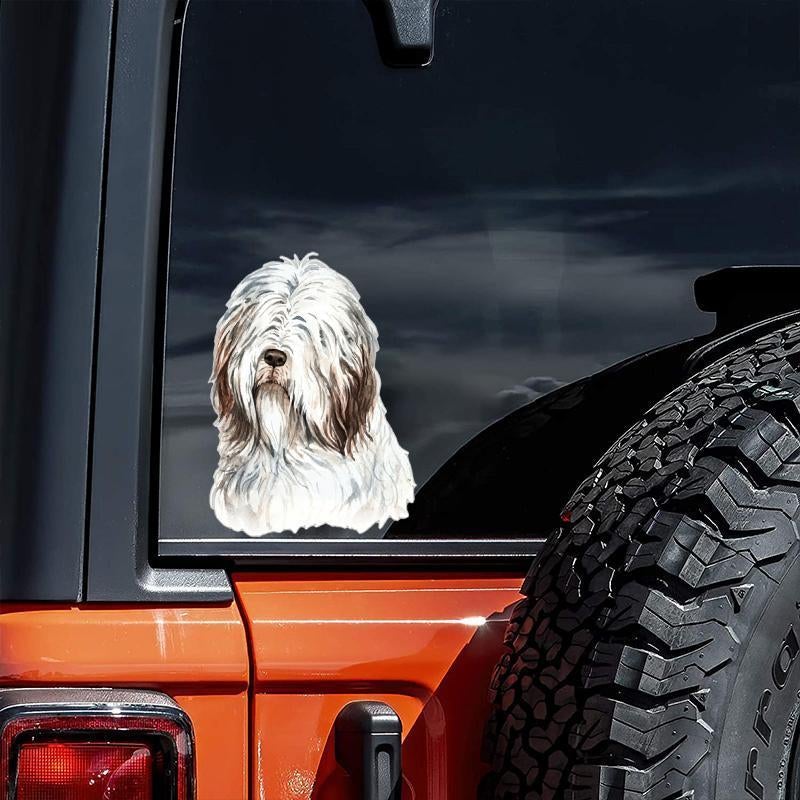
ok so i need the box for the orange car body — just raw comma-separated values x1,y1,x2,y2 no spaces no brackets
0,575,520,799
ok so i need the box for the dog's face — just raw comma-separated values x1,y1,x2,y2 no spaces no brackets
211,254,379,456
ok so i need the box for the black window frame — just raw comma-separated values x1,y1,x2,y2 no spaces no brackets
86,0,232,600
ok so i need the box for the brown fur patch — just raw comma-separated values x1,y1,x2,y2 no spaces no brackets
316,344,377,456
210,302,254,446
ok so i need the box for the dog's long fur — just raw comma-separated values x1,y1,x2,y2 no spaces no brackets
210,253,415,535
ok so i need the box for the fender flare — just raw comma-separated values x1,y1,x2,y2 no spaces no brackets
389,268,800,540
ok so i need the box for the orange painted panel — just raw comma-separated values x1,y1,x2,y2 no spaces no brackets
0,604,248,686
235,574,522,800
173,692,249,800
0,603,249,800
253,693,422,800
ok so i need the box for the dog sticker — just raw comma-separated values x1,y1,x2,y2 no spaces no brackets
209,252,415,535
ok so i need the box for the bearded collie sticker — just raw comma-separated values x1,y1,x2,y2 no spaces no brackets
209,253,415,535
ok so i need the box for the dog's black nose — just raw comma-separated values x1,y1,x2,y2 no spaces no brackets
264,348,287,368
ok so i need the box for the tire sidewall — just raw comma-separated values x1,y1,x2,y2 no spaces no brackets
717,549,800,800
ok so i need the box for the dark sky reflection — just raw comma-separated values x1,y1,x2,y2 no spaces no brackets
159,0,800,541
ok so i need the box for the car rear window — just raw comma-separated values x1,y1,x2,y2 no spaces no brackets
158,0,800,552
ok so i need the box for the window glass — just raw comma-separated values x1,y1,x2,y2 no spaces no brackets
159,0,800,543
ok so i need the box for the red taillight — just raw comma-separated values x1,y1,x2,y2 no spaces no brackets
2,712,193,800
15,741,153,800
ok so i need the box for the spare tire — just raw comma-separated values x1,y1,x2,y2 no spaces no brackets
483,321,800,800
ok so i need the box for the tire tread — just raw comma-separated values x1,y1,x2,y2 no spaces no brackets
484,323,800,799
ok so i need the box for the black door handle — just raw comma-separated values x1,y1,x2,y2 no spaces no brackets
334,701,402,800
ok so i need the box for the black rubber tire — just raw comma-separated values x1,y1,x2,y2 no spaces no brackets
483,320,800,800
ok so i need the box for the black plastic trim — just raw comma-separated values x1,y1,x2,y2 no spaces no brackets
0,1,115,602
335,701,402,800
694,265,800,334
686,308,800,376
159,538,546,561
86,0,230,602
365,0,438,66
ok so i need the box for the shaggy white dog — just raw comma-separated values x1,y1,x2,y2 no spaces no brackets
209,252,415,535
